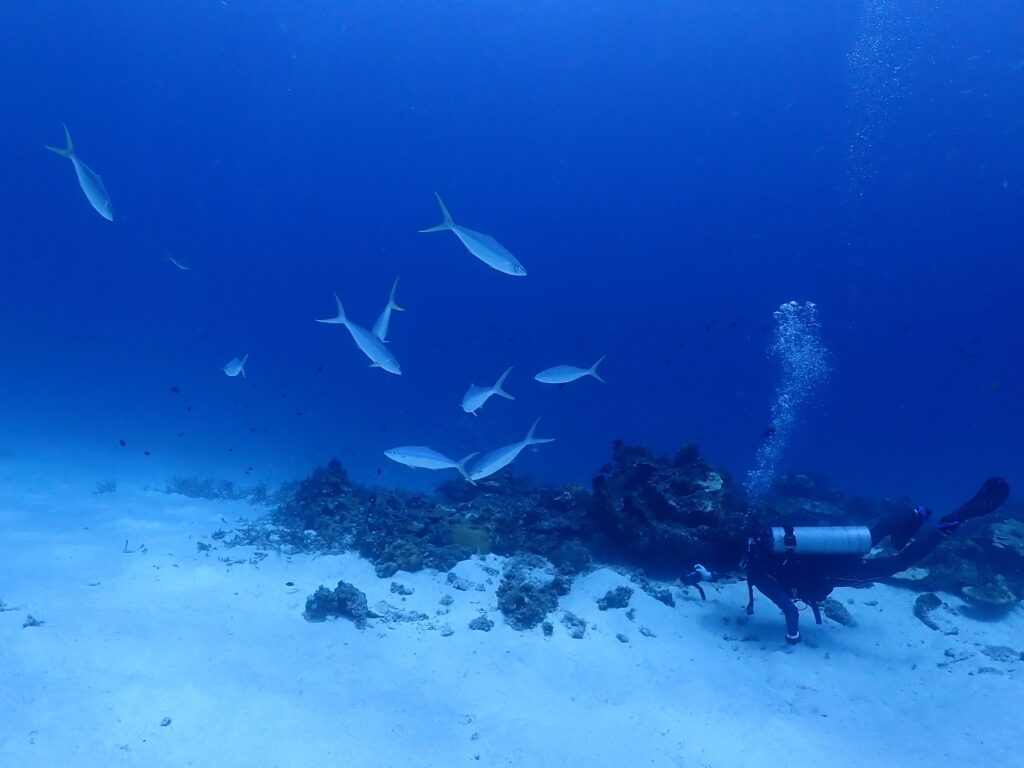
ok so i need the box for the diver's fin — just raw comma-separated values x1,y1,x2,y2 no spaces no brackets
940,477,1010,524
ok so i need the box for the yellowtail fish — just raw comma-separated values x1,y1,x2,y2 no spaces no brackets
420,192,526,276
45,124,114,221
317,292,401,375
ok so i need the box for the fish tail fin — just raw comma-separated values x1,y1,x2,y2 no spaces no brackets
240,354,249,377
389,277,405,312
457,452,480,484
44,123,74,158
493,366,515,400
589,355,606,383
418,192,455,233
525,418,555,446
316,293,348,325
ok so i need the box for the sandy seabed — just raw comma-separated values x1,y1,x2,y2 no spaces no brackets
1,481,1021,768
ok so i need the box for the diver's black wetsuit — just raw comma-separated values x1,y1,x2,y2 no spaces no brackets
744,478,1010,644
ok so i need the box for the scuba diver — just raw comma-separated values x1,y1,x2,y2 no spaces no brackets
683,477,1011,645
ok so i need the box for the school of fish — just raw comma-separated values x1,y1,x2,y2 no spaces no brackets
47,125,604,482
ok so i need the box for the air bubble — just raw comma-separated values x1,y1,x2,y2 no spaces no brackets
745,301,831,503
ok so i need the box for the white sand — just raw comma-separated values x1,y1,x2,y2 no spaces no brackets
1,483,1021,768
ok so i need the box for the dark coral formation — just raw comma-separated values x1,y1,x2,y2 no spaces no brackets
265,443,751,581
590,442,746,573
913,593,943,631
759,472,899,526
468,615,494,632
276,459,366,543
303,580,375,627
925,517,1024,611
495,557,571,630
597,586,634,611
165,476,270,504
561,611,587,639
266,458,597,582
821,597,857,627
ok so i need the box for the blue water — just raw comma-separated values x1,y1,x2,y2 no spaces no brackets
1,1,1021,506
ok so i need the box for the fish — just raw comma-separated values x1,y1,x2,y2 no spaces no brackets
384,446,479,483
44,124,114,221
468,419,554,481
535,356,605,385
166,253,190,271
462,366,515,415
419,192,526,276
372,277,405,342
223,355,249,377
316,293,402,375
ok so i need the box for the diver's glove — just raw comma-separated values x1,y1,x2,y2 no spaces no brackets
682,564,714,600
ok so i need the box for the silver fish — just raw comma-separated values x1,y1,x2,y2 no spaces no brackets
535,356,606,385
462,366,515,415
316,292,401,375
372,277,405,341
45,124,114,221
223,354,249,377
385,446,478,483
468,419,554,481
166,253,190,271
419,193,526,276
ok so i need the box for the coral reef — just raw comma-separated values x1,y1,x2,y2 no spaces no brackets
561,611,587,639
165,476,270,504
303,580,376,627
913,593,943,631
821,597,857,627
597,586,633,611
469,615,494,632
495,557,570,630
590,442,746,572
904,510,1023,609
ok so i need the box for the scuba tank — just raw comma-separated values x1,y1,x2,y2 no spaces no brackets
767,524,872,556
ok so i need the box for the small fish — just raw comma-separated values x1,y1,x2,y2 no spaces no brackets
384,446,479,483
372,277,405,342
223,354,249,377
462,366,515,415
535,356,606,385
44,124,114,221
419,192,526,276
468,419,554,482
316,292,401,375
166,253,190,271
